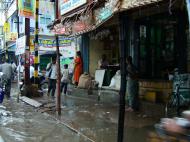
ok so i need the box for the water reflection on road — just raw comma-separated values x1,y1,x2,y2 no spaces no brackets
0,99,90,142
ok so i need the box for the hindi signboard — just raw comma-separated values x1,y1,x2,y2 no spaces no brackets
60,0,87,15
16,36,26,55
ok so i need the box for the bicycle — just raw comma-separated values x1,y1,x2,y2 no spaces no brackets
166,78,190,117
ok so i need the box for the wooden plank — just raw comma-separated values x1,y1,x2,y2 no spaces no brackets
20,96,42,108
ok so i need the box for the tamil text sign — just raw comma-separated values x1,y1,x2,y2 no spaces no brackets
18,0,35,18
16,36,26,55
60,0,87,15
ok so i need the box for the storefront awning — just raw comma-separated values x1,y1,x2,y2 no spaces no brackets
120,0,165,11
68,14,114,37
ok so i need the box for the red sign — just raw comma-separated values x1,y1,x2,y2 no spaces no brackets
72,21,86,33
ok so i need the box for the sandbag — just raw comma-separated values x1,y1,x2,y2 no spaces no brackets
78,73,92,89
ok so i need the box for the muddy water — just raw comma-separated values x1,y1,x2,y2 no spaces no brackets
0,99,90,142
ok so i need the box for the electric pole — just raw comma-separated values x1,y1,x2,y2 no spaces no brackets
55,0,61,115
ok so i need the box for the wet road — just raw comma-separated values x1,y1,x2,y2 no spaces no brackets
0,85,91,142
0,83,165,142
36,88,164,142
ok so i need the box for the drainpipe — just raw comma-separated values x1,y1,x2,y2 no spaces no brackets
117,13,127,142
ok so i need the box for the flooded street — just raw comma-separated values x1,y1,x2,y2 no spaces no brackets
0,85,90,142
0,84,165,142
36,88,164,142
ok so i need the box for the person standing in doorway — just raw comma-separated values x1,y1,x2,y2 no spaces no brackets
46,56,57,98
98,54,109,69
0,59,13,98
61,64,69,95
126,56,139,112
73,51,83,86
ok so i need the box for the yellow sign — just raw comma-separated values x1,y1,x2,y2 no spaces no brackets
30,38,34,52
3,22,10,33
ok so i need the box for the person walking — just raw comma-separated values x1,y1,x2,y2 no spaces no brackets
126,56,139,112
11,61,17,80
61,64,69,95
46,57,57,98
0,59,13,98
73,51,83,86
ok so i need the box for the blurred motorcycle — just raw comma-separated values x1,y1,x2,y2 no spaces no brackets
20,72,48,94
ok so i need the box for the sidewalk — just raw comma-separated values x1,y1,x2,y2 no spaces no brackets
33,86,166,142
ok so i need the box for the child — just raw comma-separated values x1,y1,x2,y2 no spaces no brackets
61,64,69,95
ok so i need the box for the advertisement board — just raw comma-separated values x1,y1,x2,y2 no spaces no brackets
6,32,18,41
60,0,87,15
18,0,35,18
15,36,26,55
3,22,10,33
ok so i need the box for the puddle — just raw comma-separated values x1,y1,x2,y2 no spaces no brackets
0,99,91,142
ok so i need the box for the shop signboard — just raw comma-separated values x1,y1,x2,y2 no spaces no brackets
30,38,73,48
18,0,35,18
72,21,86,33
53,23,66,35
94,7,113,24
99,8,112,21
59,41,76,72
3,22,10,33
15,36,26,55
6,32,18,41
38,38,72,47
30,38,35,52
7,0,17,18
60,0,87,15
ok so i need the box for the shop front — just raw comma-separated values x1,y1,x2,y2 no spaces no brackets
125,0,189,103
87,15,120,86
83,0,190,102
50,0,190,102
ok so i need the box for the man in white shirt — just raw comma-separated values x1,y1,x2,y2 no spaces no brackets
46,57,57,97
61,64,69,95
30,65,35,79
17,63,24,78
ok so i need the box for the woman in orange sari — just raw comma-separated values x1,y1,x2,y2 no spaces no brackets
74,51,83,86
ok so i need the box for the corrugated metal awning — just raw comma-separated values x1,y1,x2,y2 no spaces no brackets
120,0,165,11
68,14,115,37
